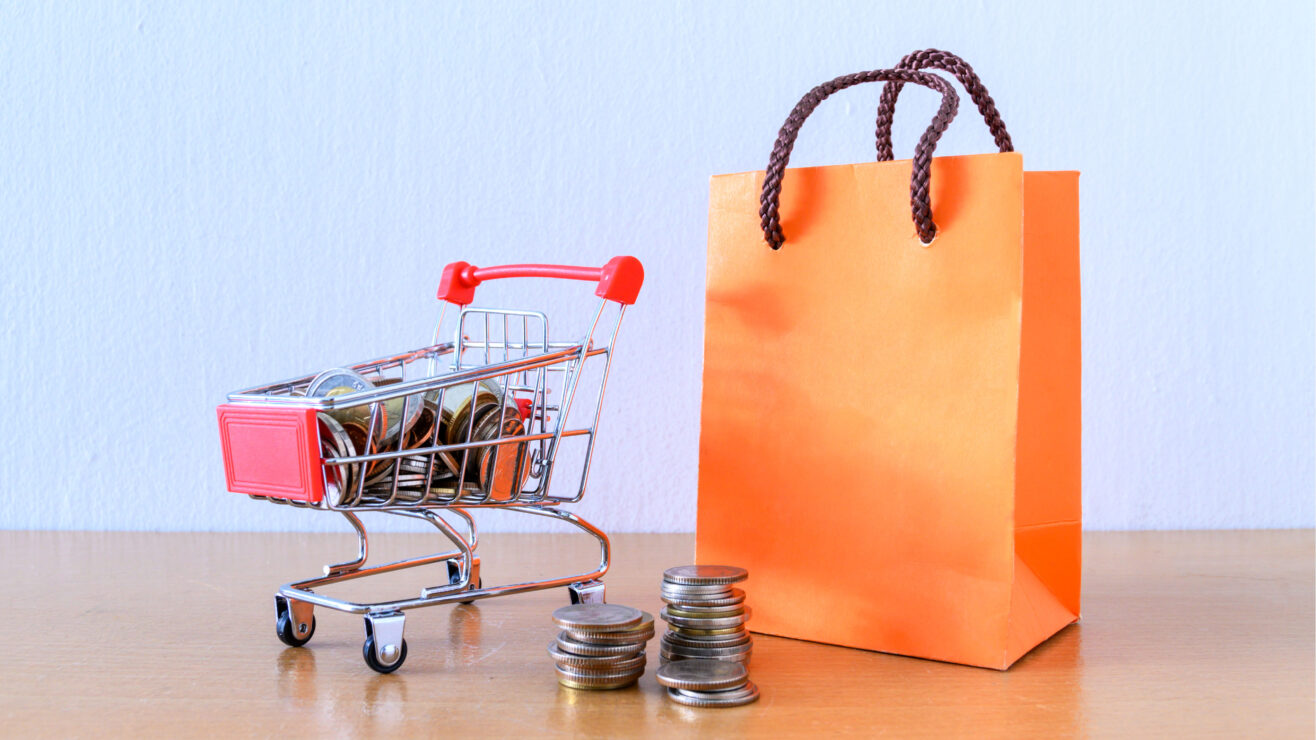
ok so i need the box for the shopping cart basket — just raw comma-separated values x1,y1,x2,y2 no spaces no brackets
217,256,643,672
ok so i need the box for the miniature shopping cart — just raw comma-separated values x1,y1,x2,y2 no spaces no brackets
216,257,642,672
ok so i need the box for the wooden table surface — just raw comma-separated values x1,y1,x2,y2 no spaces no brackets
2,529,1311,738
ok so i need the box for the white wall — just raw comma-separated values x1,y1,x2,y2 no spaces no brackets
1,1,1311,532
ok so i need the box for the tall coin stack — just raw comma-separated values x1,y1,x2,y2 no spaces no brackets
659,565,753,666
549,604,654,690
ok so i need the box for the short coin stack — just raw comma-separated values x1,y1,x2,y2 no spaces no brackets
659,565,752,666
656,659,759,707
549,603,654,689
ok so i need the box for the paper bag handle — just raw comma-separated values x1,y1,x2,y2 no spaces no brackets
760,69,959,249
875,49,1013,161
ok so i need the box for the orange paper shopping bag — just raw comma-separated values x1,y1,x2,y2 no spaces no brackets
696,51,1081,669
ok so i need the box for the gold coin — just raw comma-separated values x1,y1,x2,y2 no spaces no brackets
667,626,744,636
442,380,504,445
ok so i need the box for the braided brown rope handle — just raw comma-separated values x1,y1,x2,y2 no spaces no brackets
761,69,959,248
875,49,1013,161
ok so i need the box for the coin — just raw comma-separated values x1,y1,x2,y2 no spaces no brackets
555,668,643,690
548,648,647,673
660,581,735,595
663,565,748,586
445,380,504,445
317,413,359,506
565,611,654,641
662,631,752,649
407,400,462,477
667,626,744,636
370,377,425,444
308,368,372,398
663,603,746,616
666,682,760,707
556,633,649,657
655,659,747,691
660,610,749,631
660,651,751,667
660,588,746,608
472,406,530,501
551,604,643,631
309,368,384,434
660,645,752,661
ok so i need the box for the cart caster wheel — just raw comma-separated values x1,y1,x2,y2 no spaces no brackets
277,612,316,647
459,578,483,605
448,560,482,604
363,635,407,674
275,597,316,647
568,580,606,605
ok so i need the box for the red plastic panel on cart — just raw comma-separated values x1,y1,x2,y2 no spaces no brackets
217,404,324,503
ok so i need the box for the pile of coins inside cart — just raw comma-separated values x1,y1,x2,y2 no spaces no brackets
305,367,535,507
549,604,655,689
659,565,754,667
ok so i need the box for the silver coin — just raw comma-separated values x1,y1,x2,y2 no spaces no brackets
660,610,749,631
565,629,655,646
667,682,760,707
660,590,734,603
663,639,758,655
661,588,746,608
663,604,747,617
660,651,751,666
655,659,747,691
663,565,748,586
547,642,643,667
309,368,384,436
554,653,647,674
556,633,650,657
308,367,373,398
660,581,735,595
660,650,751,666
564,611,654,641
552,603,643,631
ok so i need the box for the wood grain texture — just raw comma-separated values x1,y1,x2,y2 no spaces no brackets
1,530,1310,738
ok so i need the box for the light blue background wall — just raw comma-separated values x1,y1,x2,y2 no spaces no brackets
1,1,1311,532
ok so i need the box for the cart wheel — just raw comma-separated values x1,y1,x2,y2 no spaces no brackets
363,635,408,674
568,580,606,605
458,578,483,605
276,612,316,648
447,560,482,604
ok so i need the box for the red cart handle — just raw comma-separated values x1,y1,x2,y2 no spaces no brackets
437,256,643,306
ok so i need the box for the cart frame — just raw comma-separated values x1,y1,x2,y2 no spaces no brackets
217,257,643,672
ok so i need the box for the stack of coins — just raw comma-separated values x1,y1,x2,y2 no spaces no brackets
656,659,759,707
659,565,752,666
549,604,654,690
